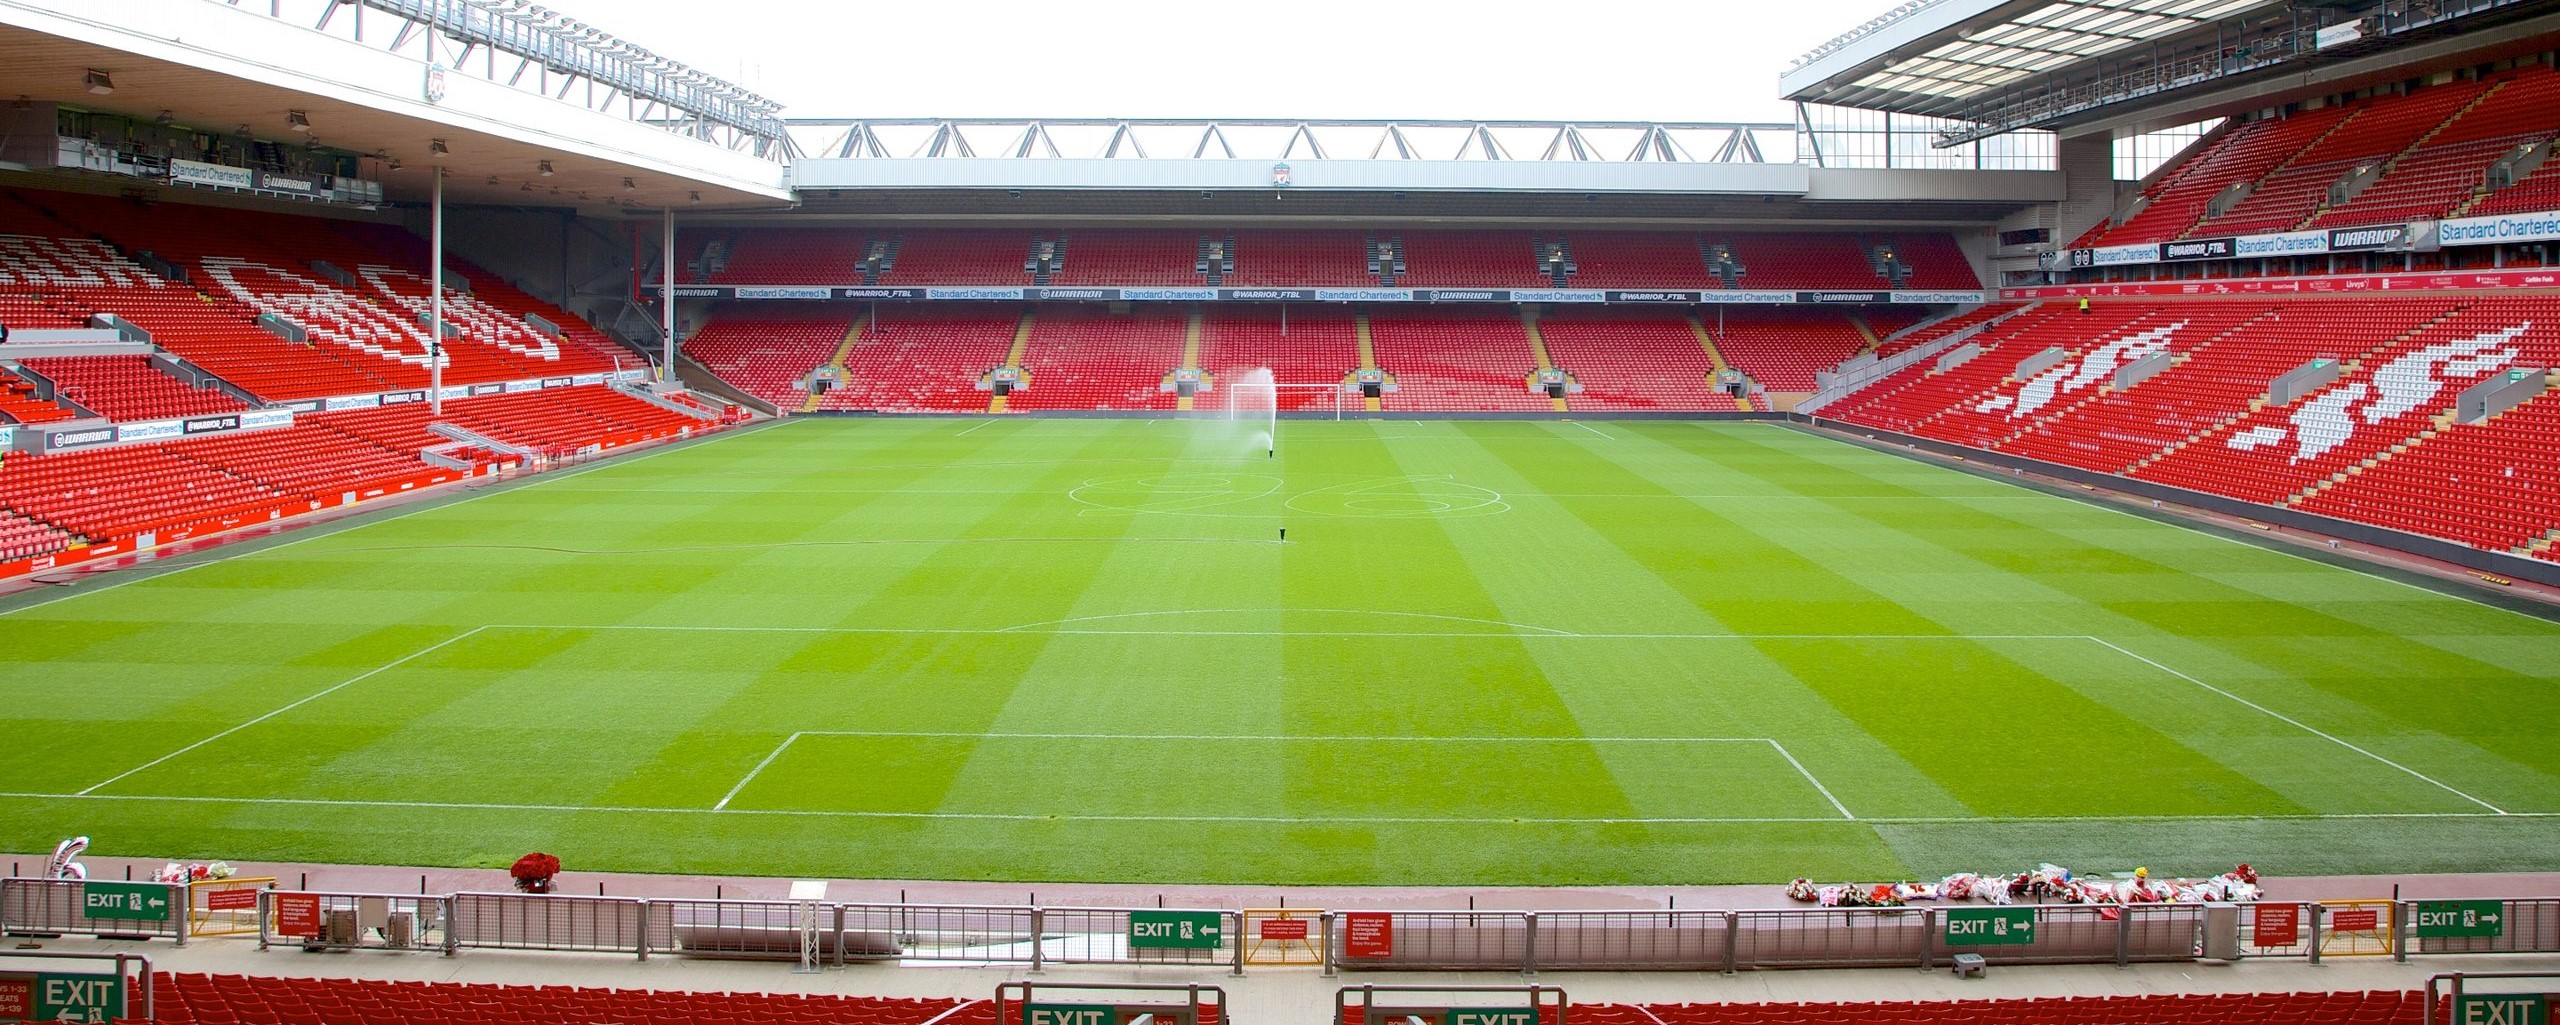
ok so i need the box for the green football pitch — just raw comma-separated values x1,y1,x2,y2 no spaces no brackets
4,417,2556,886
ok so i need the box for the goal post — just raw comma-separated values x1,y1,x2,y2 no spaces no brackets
1270,383,1353,420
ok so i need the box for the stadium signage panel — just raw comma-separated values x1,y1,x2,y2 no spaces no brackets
43,426,117,451
1447,1011,1536,1025
2252,903,2299,946
169,159,256,190
242,408,294,430
1219,288,1316,301
2087,244,2158,267
182,414,241,435
573,373,606,386
928,287,1027,300
1891,290,1993,304
438,386,472,401
2160,237,2236,261
2330,908,2382,932
1419,289,1509,302
2234,231,2330,258
2001,264,2560,298
542,376,574,388
1127,909,1223,949
666,286,728,298
506,379,546,393
1257,917,1310,939
1605,290,1700,302
471,383,507,396
1943,906,2035,946
1316,288,1410,302
380,389,429,405
256,170,328,196
1124,288,1219,300
2440,210,2560,245
1510,289,1606,303
2326,225,2409,251
2413,899,2505,938
838,288,923,299
1797,291,1888,304
1344,912,1393,957
272,893,323,937
0,427,12,450
1028,287,1118,301
659,283,1974,305
733,286,832,300
115,420,182,444
1722,291,1800,304
324,395,380,411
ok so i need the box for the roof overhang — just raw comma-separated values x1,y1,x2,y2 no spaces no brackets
0,0,791,213
1783,0,2287,117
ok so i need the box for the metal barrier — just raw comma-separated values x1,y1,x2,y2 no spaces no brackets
257,892,445,953
0,878,188,945
649,897,865,962
2406,897,2560,959
1338,984,1566,1025
2236,901,2316,961
994,981,1224,1025
834,901,1038,966
1526,910,1724,971
0,950,153,1021
1929,903,2209,967
1732,906,1929,971
1036,907,1244,975
1331,911,1536,971
187,877,273,938
2323,899,2398,958
444,892,649,960
1243,908,1324,966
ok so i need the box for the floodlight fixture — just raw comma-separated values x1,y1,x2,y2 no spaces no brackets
83,69,113,95
538,159,554,176
429,138,450,158
287,110,311,132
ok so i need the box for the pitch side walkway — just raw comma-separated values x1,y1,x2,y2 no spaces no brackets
11,855,2558,1019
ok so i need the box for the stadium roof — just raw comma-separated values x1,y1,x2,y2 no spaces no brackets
1783,0,2281,116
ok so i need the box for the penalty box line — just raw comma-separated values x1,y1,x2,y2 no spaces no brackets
715,732,1855,819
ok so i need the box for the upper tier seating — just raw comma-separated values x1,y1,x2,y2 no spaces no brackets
1395,232,1548,287
1048,231,1205,286
1722,234,1890,291
2078,108,2357,248
144,971,962,1025
880,230,1035,285
1199,306,1358,411
2191,80,2493,236
1368,308,1549,412
1004,306,1184,412
818,305,1021,413
1560,233,1712,289
1709,309,1872,392
1882,234,1982,289
19,354,250,423
680,307,854,408
711,227,871,283
1537,309,1722,411
1226,231,1376,286
0,364,77,423
2309,66,2560,228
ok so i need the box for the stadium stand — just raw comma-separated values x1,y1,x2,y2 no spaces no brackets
1225,230,1377,286
143,972,963,1025
17,354,249,422
2074,108,2360,248
2190,80,2493,237
2294,389,2560,550
1368,308,1550,412
680,305,857,409
707,227,872,283
1558,232,1712,289
818,304,1024,412
1199,305,1358,410
1395,231,1549,288
1708,309,1872,392
1047,230,1205,286
879,230,1036,285
2309,65,2560,229
1722,234,1890,291
0,364,79,423
1537,308,1725,411
1005,305,1185,412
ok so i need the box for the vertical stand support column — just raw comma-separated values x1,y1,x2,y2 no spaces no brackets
430,167,444,414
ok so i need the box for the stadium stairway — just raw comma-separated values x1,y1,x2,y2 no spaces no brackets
803,312,873,414
1517,308,1573,412
989,309,1037,414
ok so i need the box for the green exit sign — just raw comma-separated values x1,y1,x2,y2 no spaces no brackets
80,882,172,922
1944,906,2036,946
1024,1004,1114,1025
2457,995,2547,1025
1128,910,1222,949
2413,900,2505,938
0,971,126,1024
1448,1009,1537,1025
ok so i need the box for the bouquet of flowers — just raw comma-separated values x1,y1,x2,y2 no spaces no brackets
510,852,560,893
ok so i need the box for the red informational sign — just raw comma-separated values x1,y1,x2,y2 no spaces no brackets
273,893,323,938
2331,908,2382,933
0,976,31,1020
2254,903,2301,946
1258,917,1310,940
1344,913,1393,958
205,887,260,911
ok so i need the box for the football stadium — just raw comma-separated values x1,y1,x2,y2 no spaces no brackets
1,0,2559,1021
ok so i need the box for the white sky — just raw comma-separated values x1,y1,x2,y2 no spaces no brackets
577,0,1899,125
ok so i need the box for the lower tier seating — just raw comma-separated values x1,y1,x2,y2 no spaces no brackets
1588,990,2419,1025
1537,310,1725,412
1007,306,1185,412
1199,307,1358,411
818,306,1021,413
1709,309,1874,392
142,971,960,1025
1369,309,1551,412
680,308,854,409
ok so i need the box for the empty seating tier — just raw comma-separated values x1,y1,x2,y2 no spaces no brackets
19,354,250,423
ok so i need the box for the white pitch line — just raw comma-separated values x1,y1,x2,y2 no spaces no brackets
486,623,2088,641
4,790,2550,826
715,732,805,811
1767,740,1855,820
76,626,490,797
2085,636,2508,815
1566,421,1615,441
791,730,1782,744
955,419,998,437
